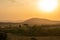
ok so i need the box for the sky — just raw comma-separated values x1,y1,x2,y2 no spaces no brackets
0,0,60,22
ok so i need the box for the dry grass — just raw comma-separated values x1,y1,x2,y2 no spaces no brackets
7,33,60,40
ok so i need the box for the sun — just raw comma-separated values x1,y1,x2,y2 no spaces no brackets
37,0,58,12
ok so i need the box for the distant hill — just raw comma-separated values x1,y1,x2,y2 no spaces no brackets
21,18,60,26
0,18,60,26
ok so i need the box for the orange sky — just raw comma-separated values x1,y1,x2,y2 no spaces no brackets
0,0,60,21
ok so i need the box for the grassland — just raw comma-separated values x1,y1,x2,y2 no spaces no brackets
0,23,60,40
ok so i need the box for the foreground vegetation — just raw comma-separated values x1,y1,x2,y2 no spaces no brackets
0,23,60,36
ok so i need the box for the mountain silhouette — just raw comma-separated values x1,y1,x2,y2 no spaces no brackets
21,18,60,26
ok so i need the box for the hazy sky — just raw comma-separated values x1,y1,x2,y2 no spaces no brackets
0,0,60,21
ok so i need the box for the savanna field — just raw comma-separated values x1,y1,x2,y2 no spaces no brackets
0,23,60,40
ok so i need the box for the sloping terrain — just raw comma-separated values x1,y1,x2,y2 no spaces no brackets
21,18,60,26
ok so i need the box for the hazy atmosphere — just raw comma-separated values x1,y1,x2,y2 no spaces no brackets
0,0,60,22
0,0,60,40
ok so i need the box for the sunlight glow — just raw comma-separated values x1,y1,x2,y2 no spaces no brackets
37,0,58,12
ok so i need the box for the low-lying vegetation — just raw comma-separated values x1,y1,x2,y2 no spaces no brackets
0,24,60,36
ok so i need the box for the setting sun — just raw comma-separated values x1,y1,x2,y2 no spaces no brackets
0,0,60,21
37,0,58,12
